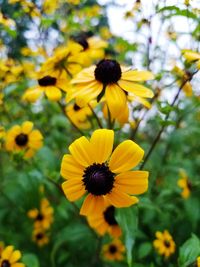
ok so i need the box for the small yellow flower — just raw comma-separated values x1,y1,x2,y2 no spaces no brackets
102,239,125,261
153,230,176,258
32,228,49,247
177,169,191,199
0,12,16,27
61,129,149,216
42,0,59,14
5,121,43,158
0,245,25,267
27,198,54,230
65,102,93,130
23,70,69,102
87,200,122,237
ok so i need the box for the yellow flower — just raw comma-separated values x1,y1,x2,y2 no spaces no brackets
5,121,43,158
42,0,59,14
177,169,191,199
68,59,154,121
22,70,69,102
27,198,54,230
182,50,200,69
32,228,49,247
67,0,80,5
153,230,176,258
87,200,122,237
0,12,15,27
0,245,25,267
40,43,83,80
61,129,149,216
102,239,125,261
65,103,92,130
172,66,192,97
74,35,108,66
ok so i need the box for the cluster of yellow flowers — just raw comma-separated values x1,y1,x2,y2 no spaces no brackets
27,198,54,247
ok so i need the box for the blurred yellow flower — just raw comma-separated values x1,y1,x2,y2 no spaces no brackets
5,121,43,158
102,239,125,261
172,66,192,97
32,228,49,247
0,12,15,27
183,50,200,69
177,169,191,199
153,230,175,258
27,198,54,230
0,245,25,267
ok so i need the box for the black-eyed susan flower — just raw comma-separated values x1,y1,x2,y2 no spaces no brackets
27,198,54,230
153,230,175,258
67,59,154,120
5,121,43,158
177,169,191,199
74,35,108,66
65,103,92,130
32,228,49,247
61,129,149,216
102,239,125,261
87,200,122,237
22,70,69,102
0,245,25,267
40,43,83,80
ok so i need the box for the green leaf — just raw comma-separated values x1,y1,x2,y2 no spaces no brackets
116,206,138,267
22,254,40,267
138,242,152,259
178,234,200,267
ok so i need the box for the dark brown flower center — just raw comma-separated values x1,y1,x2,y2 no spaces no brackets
1,260,10,267
94,59,122,85
109,244,117,254
103,206,118,226
15,133,28,146
38,76,57,86
36,233,44,240
36,213,44,221
83,163,115,196
76,36,89,51
73,103,81,111
164,240,171,248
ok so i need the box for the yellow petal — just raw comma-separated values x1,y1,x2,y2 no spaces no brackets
90,129,114,163
115,171,148,194
105,84,127,118
10,250,21,264
122,70,154,81
22,88,43,102
183,51,200,61
21,121,33,134
1,246,14,259
24,149,35,158
71,66,95,83
118,80,154,98
12,263,25,267
109,140,144,173
60,154,84,180
62,180,86,201
66,81,102,104
80,194,105,216
69,136,94,167
106,188,138,208
45,86,62,101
